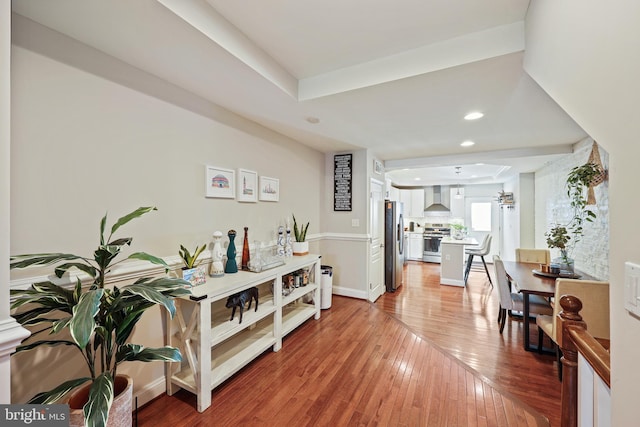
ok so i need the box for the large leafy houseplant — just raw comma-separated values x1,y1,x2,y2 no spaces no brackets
10,207,191,427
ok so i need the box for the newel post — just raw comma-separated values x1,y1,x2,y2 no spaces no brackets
559,295,587,427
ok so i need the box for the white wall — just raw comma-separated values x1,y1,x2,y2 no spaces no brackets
9,21,324,405
525,2,639,424
502,173,535,261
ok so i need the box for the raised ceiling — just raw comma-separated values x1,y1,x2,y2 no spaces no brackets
12,0,587,185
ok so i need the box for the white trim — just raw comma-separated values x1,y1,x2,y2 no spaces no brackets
132,376,166,409
332,285,368,300
317,232,370,242
0,319,30,403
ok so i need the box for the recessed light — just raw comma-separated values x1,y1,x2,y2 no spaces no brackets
460,140,475,147
414,177,421,181
306,116,320,124
464,112,484,120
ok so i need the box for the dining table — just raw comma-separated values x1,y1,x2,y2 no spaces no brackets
501,260,596,352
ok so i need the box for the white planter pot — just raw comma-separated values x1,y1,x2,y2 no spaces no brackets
292,241,309,256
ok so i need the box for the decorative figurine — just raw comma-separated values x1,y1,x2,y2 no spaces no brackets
277,225,285,256
225,229,238,273
210,231,225,278
285,221,293,257
225,287,259,323
241,226,250,271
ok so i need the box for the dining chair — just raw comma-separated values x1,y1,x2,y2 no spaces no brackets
464,234,492,286
536,278,609,380
493,255,553,334
515,248,551,265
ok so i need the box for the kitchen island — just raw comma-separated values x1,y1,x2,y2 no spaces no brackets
440,237,478,286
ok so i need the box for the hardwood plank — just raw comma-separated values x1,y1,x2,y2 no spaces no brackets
137,262,552,426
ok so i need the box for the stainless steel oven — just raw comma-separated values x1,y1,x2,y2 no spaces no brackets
422,224,450,263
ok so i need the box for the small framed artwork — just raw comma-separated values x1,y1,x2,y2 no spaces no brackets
259,176,279,202
237,169,258,203
373,159,384,175
205,165,235,199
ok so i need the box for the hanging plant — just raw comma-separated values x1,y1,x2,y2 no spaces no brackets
565,162,600,246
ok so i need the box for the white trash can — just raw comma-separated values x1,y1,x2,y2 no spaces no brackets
321,265,333,309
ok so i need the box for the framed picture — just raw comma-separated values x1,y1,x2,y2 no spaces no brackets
373,159,384,175
205,166,235,199
237,169,258,202
259,176,279,202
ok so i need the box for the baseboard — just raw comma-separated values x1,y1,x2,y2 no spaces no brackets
132,376,166,410
332,285,367,300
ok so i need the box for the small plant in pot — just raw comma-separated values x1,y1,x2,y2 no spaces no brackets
178,244,207,286
10,207,191,427
545,224,573,270
450,223,466,240
292,214,310,256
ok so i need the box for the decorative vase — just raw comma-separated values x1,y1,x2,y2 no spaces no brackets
210,231,225,277
225,229,238,273
277,226,285,256
292,241,309,256
241,226,250,271
452,229,464,240
68,374,133,427
554,250,575,275
285,225,293,257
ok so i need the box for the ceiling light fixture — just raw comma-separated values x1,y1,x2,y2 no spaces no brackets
306,116,320,124
460,140,475,147
454,166,463,199
464,112,484,120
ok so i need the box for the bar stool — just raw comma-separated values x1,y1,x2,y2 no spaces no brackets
463,234,492,286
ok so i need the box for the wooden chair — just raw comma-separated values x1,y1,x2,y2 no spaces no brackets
515,248,551,265
536,278,609,380
493,255,553,334
463,234,492,286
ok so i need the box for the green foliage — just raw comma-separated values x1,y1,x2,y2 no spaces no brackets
293,214,310,242
546,162,600,258
178,244,207,269
10,207,191,427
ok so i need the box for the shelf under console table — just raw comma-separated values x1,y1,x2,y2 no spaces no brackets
165,254,322,412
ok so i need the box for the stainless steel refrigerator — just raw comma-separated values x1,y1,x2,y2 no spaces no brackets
384,200,405,292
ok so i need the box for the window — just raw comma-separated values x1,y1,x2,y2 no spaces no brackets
470,202,492,232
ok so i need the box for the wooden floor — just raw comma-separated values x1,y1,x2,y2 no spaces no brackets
137,261,558,426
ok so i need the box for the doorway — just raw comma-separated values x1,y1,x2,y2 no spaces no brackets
369,179,384,302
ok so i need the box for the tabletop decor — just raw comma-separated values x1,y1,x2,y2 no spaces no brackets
292,214,310,255
9,207,191,427
210,231,225,277
179,243,207,286
225,229,238,273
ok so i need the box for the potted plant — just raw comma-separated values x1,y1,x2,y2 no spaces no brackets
545,161,600,272
450,223,466,240
178,244,207,286
10,207,191,427
292,214,309,256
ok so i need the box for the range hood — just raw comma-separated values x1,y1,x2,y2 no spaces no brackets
424,185,450,213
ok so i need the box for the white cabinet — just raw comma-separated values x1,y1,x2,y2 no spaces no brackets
407,233,424,260
399,189,425,218
166,255,321,412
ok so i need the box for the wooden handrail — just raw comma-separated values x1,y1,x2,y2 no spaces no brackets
558,294,611,427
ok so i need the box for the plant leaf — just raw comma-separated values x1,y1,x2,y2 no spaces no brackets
70,289,104,349
84,372,114,427
28,377,91,404
120,284,174,317
15,339,78,353
110,206,157,236
10,253,84,270
54,262,97,279
114,311,144,345
127,252,169,269
116,344,182,363
108,237,133,247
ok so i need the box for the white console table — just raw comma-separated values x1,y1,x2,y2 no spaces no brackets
165,254,321,412
440,237,478,287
